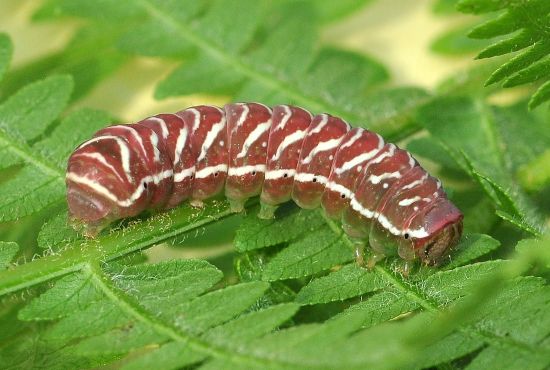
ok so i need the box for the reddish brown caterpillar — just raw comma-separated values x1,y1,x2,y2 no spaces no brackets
66,103,463,266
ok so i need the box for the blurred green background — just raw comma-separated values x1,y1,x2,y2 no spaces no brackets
0,0,483,120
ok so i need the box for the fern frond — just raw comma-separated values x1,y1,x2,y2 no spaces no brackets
11,260,286,369
444,233,500,269
228,208,550,368
0,74,112,221
0,241,18,269
235,206,325,252
0,75,71,218
457,0,550,109
3,179,546,369
37,213,81,250
32,0,432,140
1,4,550,369
0,196,243,296
295,264,387,304
9,254,548,369
261,228,353,281
416,95,546,235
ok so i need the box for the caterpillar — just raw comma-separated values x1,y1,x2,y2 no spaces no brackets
66,103,463,266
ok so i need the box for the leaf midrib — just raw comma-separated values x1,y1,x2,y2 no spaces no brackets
137,0,382,128
0,130,65,180
266,233,348,280
84,262,311,368
0,177,60,209
0,199,241,296
516,4,550,39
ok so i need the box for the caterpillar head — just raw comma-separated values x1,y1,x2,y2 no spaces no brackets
412,199,463,266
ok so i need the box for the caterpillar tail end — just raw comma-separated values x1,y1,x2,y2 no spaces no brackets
258,202,278,219
66,185,112,237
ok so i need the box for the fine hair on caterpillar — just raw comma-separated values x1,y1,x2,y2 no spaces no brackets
66,103,463,266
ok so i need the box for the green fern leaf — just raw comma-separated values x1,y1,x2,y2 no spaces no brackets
457,0,550,108
10,260,278,369
261,228,353,281
333,290,418,328
5,213,550,369
445,233,500,269
202,303,299,345
502,56,550,87
236,264,547,370
175,281,269,334
476,29,537,59
416,95,545,235
0,167,65,221
155,54,245,98
529,79,550,108
121,342,205,370
0,75,72,142
34,0,146,21
0,241,18,269
44,300,132,343
234,205,325,252
18,272,103,321
123,304,298,370
407,136,462,172
0,75,73,219
117,19,198,57
35,0,431,140
308,0,374,24
295,263,387,305
464,156,542,236
408,331,485,370
37,212,82,250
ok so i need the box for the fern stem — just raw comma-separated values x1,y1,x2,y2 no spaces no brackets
137,0,336,116
0,134,64,179
0,199,247,296
136,0,421,140
371,266,438,312
85,262,186,342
